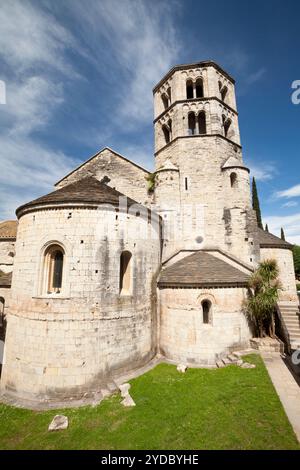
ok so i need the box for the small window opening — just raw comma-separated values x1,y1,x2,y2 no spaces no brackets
195,78,204,98
185,177,188,191
45,245,64,294
162,124,170,144
202,300,211,324
119,251,132,295
230,172,238,188
188,112,196,135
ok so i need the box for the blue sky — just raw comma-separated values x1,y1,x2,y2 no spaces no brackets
0,0,299,242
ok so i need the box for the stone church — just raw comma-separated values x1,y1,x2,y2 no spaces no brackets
0,61,299,406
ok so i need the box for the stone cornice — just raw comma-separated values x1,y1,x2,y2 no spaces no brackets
154,96,238,124
154,134,242,157
153,61,235,93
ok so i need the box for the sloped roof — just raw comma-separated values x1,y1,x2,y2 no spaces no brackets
0,271,12,287
0,220,18,240
16,177,146,218
221,156,249,171
258,228,292,249
55,147,150,187
158,251,250,288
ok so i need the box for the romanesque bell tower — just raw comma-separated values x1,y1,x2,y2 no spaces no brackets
153,61,259,265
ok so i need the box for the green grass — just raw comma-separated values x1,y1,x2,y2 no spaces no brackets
0,354,299,450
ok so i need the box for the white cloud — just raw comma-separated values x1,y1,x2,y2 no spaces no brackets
264,213,300,244
247,160,277,181
68,0,181,125
282,201,298,208
0,0,79,77
276,184,300,199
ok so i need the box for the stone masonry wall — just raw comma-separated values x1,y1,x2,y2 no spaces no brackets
159,286,251,365
260,247,298,302
1,206,161,403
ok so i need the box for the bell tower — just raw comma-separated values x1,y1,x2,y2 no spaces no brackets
153,61,259,265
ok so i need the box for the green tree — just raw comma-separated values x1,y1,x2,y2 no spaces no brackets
244,259,281,338
265,224,269,232
293,245,300,279
252,177,263,229
281,227,286,241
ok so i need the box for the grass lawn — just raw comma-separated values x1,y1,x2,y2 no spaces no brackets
0,354,299,450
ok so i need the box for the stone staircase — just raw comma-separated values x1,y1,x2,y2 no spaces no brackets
278,302,300,351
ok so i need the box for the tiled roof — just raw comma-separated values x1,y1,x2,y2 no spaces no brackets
0,220,17,240
0,271,12,287
221,156,249,171
16,177,147,217
258,228,292,249
158,251,250,288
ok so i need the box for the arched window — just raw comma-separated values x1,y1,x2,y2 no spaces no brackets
120,251,132,295
162,124,170,144
201,300,211,324
186,80,194,99
44,244,64,294
161,93,169,110
221,86,228,102
188,112,196,135
222,115,232,138
0,297,4,328
230,172,238,188
195,78,204,98
167,87,171,104
198,111,206,134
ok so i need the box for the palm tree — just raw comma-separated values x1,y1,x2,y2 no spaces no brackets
244,259,281,338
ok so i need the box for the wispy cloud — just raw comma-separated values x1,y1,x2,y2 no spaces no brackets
282,201,298,208
275,184,300,199
264,212,300,245
67,0,181,126
0,0,181,219
247,160,277,181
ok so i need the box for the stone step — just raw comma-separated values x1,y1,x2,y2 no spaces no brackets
227,354,239,363
222,357,232,366
284,320,300,326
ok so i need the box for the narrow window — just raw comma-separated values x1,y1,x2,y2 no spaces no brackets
230,172,238,188
186,80,194,99
161,94,169,110
45,244,64,294
195,78,204,98
221,86,228,102
167,119,172,139
167,87,171,104
202,300,211,324
188,112,196,135
120,251,132,295
198,111,206,134
162,124,170,144
222,115,231,138
0,296,5,328
185,177,188,191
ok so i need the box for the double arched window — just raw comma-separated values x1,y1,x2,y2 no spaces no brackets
186,78,204,99
119,251,132,295
219,81,228,103
161,87,172,110
188,111,206,135
44,244,64,294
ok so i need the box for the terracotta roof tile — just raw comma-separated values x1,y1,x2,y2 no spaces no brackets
158,251,250,288
0,220,17,239
257,228,292,249
16,177,147,217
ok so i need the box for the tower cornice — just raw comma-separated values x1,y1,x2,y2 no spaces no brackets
153,96,238,124
153,60,235,93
